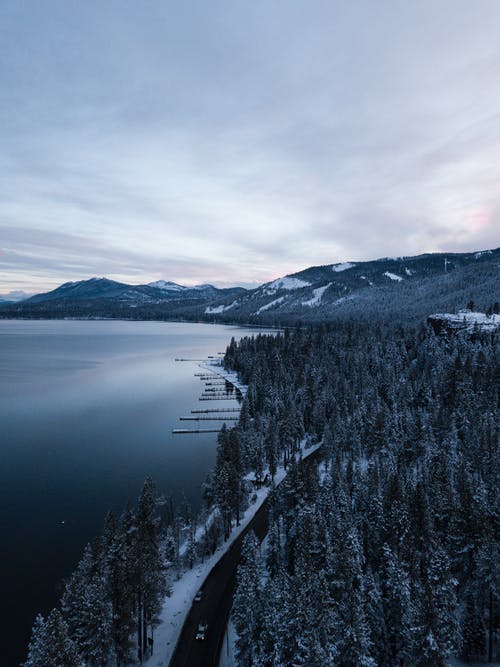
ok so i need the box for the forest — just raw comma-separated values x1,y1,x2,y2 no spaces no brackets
229,322,499,666
24,318,498,666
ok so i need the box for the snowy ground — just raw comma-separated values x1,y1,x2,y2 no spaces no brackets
218,619,237,667
145,359,320,667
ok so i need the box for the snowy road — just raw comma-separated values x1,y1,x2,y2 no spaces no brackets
168,444,323,667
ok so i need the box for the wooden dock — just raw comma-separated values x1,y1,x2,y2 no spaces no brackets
191,408,240,413
199,397,240,401
203,387,232,392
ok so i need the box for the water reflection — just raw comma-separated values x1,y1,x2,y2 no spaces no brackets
0,319,276,665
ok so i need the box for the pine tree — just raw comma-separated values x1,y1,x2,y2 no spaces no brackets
24,609,81,667
133,477,168,661
232,531,262,667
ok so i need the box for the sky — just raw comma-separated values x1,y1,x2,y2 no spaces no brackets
1,0,500,295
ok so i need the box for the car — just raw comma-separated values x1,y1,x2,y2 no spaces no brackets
194,589,203,603
195,623,208,640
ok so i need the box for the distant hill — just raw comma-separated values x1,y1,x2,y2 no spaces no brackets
0,290,32,304
1,248,499,325
1,277,245,320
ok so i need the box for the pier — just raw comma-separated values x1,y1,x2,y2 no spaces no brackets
191,408,240,413
171,359,244,433
199,396,240,401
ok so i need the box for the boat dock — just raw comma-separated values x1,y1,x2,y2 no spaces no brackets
171,357,244,434
191,408,240,413
199,396,240,401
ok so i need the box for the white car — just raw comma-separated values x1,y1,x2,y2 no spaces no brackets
195,623,208,640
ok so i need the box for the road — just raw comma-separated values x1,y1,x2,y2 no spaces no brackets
168,445,322,667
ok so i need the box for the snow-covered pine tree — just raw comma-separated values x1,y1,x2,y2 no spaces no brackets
232,531,262,667
24,609,81,667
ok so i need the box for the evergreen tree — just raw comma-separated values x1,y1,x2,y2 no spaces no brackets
24,609,81,667
232,531,262,667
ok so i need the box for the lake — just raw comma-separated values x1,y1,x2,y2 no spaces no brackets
0,319,273,665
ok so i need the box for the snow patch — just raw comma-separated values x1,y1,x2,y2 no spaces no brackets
332,262,355,272
204,301,238,315
383,271,403,282
218,620,237,667
404,268,414,276
267,277,311,290
302,283,331,307
474,250,492,259
149,280,186,291
431,311,500,332
256,296,286,315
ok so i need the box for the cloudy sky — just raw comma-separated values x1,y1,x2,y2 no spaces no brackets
1,1,500,294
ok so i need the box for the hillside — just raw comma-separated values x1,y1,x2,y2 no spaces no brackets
209,248,500,325
1,248,499,324
0,278,246,320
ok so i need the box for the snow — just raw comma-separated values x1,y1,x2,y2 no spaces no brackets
267,277,311,290
431,311,500,332
145,438,321,667
199,361,248,397
332,295,356,306
302,283,331,307
383,271,403,282
149,281,186,291
474,250,492,259
256,296,286,315
218,619,237,667
404,267,414,276
332,262,355,272
205,301,238,315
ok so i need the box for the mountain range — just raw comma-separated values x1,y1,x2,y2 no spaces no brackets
1,248,499,325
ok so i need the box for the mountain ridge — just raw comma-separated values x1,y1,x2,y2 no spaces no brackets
2,247,499,324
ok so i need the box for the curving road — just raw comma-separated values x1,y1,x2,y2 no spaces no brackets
168,445,322,667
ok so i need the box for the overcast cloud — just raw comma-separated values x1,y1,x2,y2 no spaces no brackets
1,0,499,292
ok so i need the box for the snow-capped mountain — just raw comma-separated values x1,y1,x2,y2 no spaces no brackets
148,280,187,292
200,248,500,323
1,247,498,323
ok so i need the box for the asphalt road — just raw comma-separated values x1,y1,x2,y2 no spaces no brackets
168,445,321,667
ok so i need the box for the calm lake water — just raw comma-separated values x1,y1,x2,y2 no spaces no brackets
0,319,273,665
